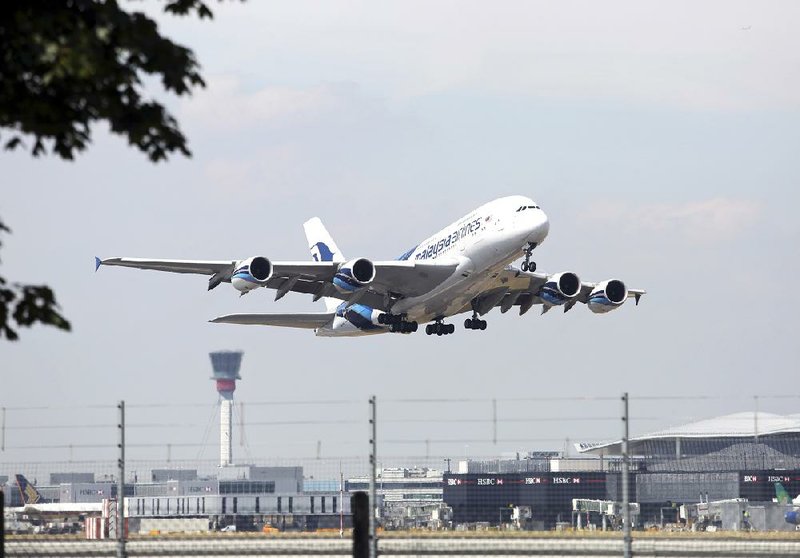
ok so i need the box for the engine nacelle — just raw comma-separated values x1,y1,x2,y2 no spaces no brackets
538,271,581,306
231,256,273,293
333,258,376,294
587,279,628,314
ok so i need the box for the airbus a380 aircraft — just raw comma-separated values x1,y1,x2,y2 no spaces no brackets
97,195,644,337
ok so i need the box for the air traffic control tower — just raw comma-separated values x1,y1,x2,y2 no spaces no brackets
210,351,243,467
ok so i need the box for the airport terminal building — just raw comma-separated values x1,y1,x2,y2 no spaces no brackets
442,413,800,528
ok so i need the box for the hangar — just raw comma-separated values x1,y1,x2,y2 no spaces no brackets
577,411,800,472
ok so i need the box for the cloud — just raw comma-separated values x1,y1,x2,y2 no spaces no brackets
200,1,800,112
579,198,763,243
181,76,352,131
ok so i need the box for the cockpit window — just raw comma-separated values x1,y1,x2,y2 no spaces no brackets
516,205,540,212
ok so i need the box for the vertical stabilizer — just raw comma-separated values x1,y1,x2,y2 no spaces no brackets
775,482,791,505
303,217,345,313
16,474,43,504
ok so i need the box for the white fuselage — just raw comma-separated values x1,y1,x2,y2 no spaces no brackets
318,195,549,336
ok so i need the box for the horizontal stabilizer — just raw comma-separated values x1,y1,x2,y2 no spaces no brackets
210,312,334,329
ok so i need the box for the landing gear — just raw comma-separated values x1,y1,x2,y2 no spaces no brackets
390,321,417,333
380,313,418,334
425,318,455,336
520,242,537,272
464,317,487,330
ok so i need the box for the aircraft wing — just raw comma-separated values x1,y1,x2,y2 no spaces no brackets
23,503,104,514
210,312,334,329
467,266,645,315
96,257,458,311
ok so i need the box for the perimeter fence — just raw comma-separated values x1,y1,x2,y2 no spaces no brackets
3,393,800,557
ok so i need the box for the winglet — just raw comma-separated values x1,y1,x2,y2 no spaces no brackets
95,257,102,272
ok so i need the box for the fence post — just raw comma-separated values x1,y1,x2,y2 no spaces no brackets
352,491,369,558
1,489,5,558
117,400,126,558
622,393,631,558
369,396,378,558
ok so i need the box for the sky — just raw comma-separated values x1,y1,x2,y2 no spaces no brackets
1,0,799,470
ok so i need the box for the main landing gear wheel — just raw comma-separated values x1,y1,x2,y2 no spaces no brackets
425,320,455,336
464,317,487,330
521,242,537,272
381,313,417,334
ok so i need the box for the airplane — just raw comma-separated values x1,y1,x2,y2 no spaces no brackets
9,474,102,515
774,482,800,525
96,195,645,337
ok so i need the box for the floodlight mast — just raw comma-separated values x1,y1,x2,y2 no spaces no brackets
210,351,243,467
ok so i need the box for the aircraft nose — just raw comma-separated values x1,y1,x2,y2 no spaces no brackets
530,209,549,243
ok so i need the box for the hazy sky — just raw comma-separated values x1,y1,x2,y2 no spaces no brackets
2,1,799,468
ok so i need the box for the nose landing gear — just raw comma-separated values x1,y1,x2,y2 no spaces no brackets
425,318,455,336
520,242,537,272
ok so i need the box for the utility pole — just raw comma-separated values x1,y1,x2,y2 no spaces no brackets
621,393,631,558
117,401,126,558
368,396,378,558
1,489,5,558
339,463,344,539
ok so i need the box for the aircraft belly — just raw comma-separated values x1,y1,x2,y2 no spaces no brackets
395,237,525,322
399,271,500,322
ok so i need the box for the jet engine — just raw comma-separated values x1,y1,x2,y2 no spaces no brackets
538,272,581,306
231,256,273,293
587,279,628,314
333,258,376,294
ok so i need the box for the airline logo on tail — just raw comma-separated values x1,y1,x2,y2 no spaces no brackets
16,474,43,504
311,242,335,262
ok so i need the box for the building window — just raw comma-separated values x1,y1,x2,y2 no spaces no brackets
321,497,326,514
310,496,315,514
288,497,293,513
277,497,282,513
333,497,337,514
233,497,238,514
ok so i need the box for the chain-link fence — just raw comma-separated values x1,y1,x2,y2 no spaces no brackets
4,394,800,556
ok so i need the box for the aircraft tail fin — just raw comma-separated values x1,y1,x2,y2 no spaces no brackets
16,474,43,505
303,217,345,313
775,482,791,505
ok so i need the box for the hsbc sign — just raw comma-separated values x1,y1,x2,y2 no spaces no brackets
553,477,582,484
477,478,505,486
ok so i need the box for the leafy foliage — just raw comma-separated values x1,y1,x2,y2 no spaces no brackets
0,220,71,340
0,0,226,340
0,0,219,161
